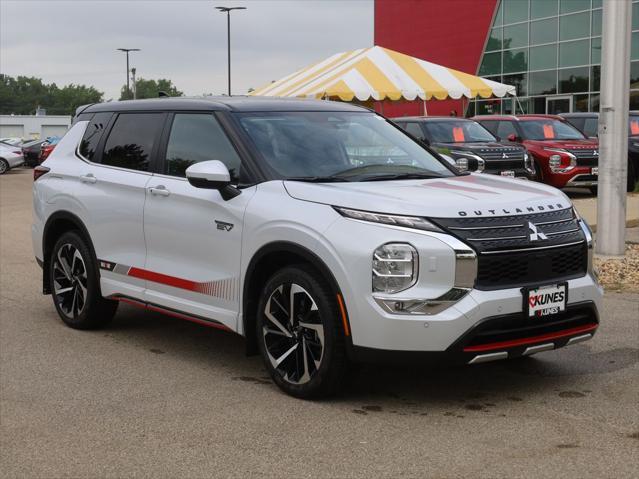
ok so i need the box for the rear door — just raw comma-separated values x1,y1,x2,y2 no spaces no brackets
142,112,255,330
76,112,165,300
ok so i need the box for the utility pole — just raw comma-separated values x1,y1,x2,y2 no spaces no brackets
131,68,137,100
215,6,246,96
596,0,632,256
117,48,140,99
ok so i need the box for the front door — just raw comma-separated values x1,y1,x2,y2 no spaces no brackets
546,96,572,114
143,112,254,331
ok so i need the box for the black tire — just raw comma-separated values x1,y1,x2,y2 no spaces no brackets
0,159,9,175
256,265,349,399
49,231,118,329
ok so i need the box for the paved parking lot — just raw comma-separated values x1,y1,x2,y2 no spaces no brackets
1,168,638,478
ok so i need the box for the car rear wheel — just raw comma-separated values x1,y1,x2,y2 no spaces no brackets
0,159,9,175
50,231,118,329
256,265,349,398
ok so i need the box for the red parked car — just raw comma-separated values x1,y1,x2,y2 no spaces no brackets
473,114,598,192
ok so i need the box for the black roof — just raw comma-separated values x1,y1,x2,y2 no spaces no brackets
393,116,475,122
78,96,368,115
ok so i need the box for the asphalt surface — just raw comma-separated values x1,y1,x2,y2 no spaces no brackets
1,168,638,478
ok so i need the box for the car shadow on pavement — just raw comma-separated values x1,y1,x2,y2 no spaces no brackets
104,304,637,407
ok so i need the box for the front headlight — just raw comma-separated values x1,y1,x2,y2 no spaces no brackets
549,155,562,168
373,243,418,293
334,207,442,232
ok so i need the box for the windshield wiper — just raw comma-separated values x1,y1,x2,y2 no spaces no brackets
285,176,352,183
360,173,443,182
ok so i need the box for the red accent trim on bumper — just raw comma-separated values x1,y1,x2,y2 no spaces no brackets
463,323,598,353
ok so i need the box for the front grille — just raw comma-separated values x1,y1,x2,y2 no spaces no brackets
476,242,587,289
477,147,524,161
432,208,588,290
566,148,599,167
484,159,525,171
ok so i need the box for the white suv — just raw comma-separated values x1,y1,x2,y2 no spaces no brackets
32,97,603,398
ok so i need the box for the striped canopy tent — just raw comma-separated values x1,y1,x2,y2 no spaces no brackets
250,46,516,102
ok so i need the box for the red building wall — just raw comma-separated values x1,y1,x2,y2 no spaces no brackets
374,0,499,117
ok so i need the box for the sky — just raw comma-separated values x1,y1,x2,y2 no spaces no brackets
0,0,373,100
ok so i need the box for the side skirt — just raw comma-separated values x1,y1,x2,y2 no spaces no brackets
108,294,234,333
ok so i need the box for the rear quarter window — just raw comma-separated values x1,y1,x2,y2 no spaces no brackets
79,112,112,161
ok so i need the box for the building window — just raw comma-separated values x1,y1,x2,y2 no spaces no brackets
573,94,589,112
531,18,558,45
559,0,590,15
503,48,528,73
591,65,600,91
559,39,590,67
503,73,528,96
559,67,589,93
503,0,529,24
487,27,503,51
504,23,528,49
479,52,502,76
559,12,590,41
531,0,558,19
633,32,639,62
591,37,601,64
530,44,558,70
529,70,558,95
592,9,602,36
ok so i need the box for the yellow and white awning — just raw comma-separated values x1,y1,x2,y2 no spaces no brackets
251,46,515,101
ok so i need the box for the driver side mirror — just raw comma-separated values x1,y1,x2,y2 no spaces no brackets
507,133,521,142
185,160,241,201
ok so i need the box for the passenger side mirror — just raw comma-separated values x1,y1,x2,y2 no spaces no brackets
507,133,521,142
185,160,241,200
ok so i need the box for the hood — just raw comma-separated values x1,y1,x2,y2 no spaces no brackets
524,139,598,149
432,141,524,152
284,174,570,219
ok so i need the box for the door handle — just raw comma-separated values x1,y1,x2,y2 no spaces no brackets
79,173,97,184
149,185,170,197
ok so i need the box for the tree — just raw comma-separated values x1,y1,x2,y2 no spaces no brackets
120,78,183,100
0,74,103,115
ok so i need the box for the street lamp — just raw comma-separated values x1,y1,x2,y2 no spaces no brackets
117,48,140,99
215,6,246,96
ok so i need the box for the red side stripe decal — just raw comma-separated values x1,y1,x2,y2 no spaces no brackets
128,267,199,292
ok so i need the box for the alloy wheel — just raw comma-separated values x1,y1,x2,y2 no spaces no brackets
52,243,88,318
262,283,325,385
0,160,8,174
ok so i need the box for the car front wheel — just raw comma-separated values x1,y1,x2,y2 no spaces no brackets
256,265,348,398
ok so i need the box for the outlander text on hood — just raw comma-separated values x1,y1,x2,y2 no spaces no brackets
32,97,603,398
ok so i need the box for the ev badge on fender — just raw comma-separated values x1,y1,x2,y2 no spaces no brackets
528,222,547,242
215,220,234,232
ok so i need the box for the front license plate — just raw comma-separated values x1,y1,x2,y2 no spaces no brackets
591,167,599,175
526,283,567,318
500,170,515,177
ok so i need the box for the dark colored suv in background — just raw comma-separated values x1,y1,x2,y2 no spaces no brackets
560,112,639,191
393,117,535,179
474,114,599,192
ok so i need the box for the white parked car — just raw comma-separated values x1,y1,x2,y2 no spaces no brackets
32,98,603,398
0,142,25,174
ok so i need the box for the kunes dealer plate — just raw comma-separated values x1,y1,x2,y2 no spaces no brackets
525,283,567,318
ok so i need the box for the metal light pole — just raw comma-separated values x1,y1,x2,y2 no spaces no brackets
131,67,137,100
117,48,140,99
596,0,632,257
215,6,246,96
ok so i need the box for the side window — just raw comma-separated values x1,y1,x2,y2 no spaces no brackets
404,122,424,139
583,118,598,137
496,121,518,139
101,113,164,172
164,114,242,181
479,120,497,135
79,112,112,161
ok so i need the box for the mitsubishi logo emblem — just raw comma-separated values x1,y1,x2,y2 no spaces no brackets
502,153,509,159
528,222,547,242
593,150,599,156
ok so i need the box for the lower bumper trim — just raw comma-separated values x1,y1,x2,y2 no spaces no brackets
468,352,508,364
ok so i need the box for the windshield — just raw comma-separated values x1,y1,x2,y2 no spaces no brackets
236,111,454,181
519,119,586,140
423,120,496,143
